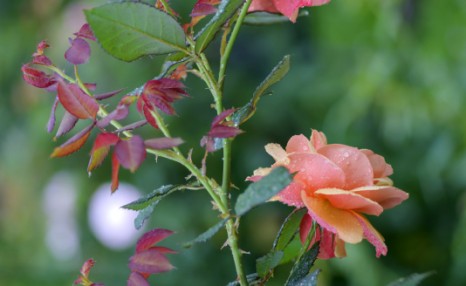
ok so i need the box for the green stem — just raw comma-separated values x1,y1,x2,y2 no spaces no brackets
218,0,253,89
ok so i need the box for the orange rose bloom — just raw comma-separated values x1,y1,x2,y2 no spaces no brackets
248,0,331,22
249,130,409,258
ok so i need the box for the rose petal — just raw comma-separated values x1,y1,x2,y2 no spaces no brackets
353,213,387,257
302,192,363,243
318,144,374,189
274,181,305,207
299,214,341,259
285,135,311,153
309,129,327,151
265,143,289,163
288,153,346,192
361,149,393,178
352,186,409,210
314,188,383,216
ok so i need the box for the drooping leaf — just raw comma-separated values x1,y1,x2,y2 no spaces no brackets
57,79,99,119
116,120,148,132
136,229,174,253
273,209,306,252
111,152,120,192
85,2,187,62
256,251,284,278
244,11,309,25
387,272,435,286
115,135,146,172
232,55,290,125
122,185,177,211
195,0,245,53
127,272,149,286
50,123,94,158
183,219,228,248
144,137,184,150
87,132,120,172
285,243,320,286
234,166,292,216
46,97,59,133
208,125,243,138
65,37,91,65
128,249,174,274
96,104,129,128
94,88,124,100
21,64,56,88
142,105,159,129
211,108,236,126
55,111,79,138
134,205,157,230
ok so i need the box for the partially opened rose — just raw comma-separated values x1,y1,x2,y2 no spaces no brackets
248,0,331,22
249,130,409,259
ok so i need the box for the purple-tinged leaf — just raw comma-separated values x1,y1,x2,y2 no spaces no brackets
144,137,183,150
56,111,79,138
148,246,177,254
95,88,124,101
97,105,129,128
116,120,147,133
21,64,56,88
47,97,59,133
51,123,94,158
33,55,52,66
111,152,120,193
88,133,120,172
127,272,149,286
191,3,218,17
208,125,243,138
65,37,91,65
74,23,96,41
136,229,174,253
212,108,236,127
128,250,174,274
79,258,96,277
57,79,99,119
115,135,146,172
84,83,97,91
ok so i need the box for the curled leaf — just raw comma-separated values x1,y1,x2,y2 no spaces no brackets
55,111,79,138
21,64,56,88
47,97,59,133
65,37,91,65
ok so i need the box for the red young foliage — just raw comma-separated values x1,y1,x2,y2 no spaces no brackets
65,37,91,65
51,123,94,158
55,111,79,138
57,79,99,119
135,229,175,253
88,132,120,172
144,137,183,150
111,152,120,193
21,64,56,88
114,135,147,173
201,109,243,152
74,23,96,41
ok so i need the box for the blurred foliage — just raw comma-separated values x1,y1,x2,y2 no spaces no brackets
1,0,466,285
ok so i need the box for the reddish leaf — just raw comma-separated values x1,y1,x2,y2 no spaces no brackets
57,79,99,119
21,64,56,88
88,133,120,172
84,83,97,91
47,97,59,133
127,272,149,286
116,120,147,133
80,258,96,277
191,3,217,17
144,95,175,115
115,135,146,173
95,88,124,101
56,111,79,138
33,55,52,66
65,37,91,65
33,40,50,55
212,108,236,127
128,250,174,274
144,137,183,150
142,105,159,129
148,246,177,254
51,123,94,158
111,152,120,193
97,104,129,128
74,23,96,41
136,229,174,253
208,125,243,138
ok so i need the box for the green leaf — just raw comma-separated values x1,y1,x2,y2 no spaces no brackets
195,0,245,53
288,269,321,286
122,185,176,211
226,273,260,286
256,251,284,278
85,2,187,62
285,243,320,286
234,166,292,216
244,11,309,25
183,219,228,248
387,272,435,286
232,55,290,125
122,185,180,230
273,209,306,252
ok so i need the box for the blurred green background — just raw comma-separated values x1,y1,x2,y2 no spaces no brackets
1,0,466,285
